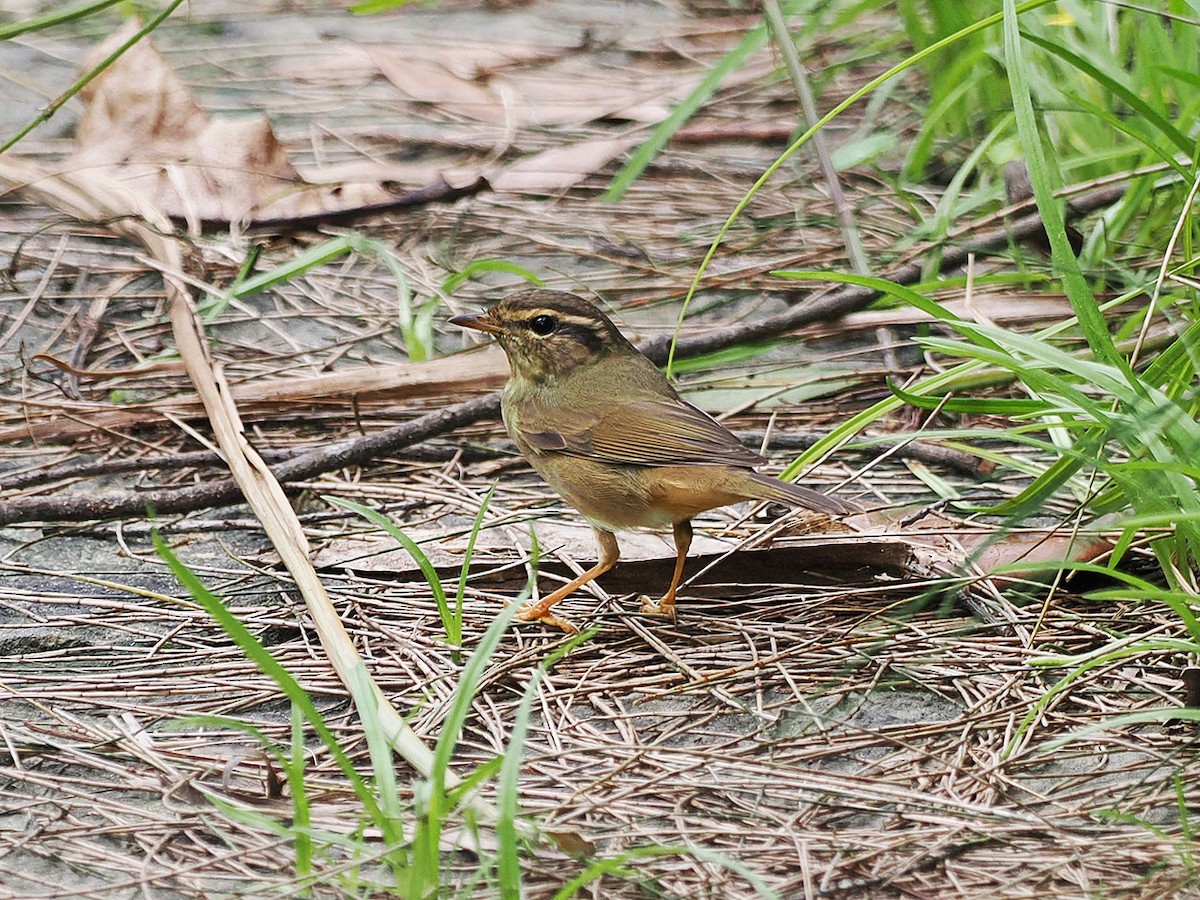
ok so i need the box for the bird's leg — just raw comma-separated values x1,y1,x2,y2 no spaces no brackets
642,519,693,620
518,527,620,632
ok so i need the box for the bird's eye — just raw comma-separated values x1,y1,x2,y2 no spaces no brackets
528,314,557,336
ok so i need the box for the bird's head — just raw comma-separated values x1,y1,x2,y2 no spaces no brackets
451,290,633,384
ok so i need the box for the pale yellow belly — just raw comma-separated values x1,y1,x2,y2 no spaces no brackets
522,450,757,534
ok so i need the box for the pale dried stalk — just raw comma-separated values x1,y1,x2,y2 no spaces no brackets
0,155,505,831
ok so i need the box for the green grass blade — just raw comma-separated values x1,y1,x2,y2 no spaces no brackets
411,603,519,892
1006,638,1183,758
0,0,190,154
289,704,315,883
772,270,961,320
456,485,498,632
553,844,781,899
602,24,769,203
200,243,263,318
886,378,1047,415
152,532,383,821
222,235,432,360
1142,318,1200,387
1021,30,1193,158
982,453,1089,516
920,111,1014,250
0,0,124,39
1038,707,1200,752
666,0,1058,377
496,629,596,898
1058,90,1191,182
350,0,418,12
329,496,459,649
223,235,356,300
441,260,543,297
778,356,993,479
1002,0,1133,382
431,603,520,789
347,662,407,850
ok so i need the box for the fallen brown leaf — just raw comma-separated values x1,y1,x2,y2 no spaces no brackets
67,21,483,228
370,43,770,128
489,137,639,194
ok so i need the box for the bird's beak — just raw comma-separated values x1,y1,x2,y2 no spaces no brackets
450,311,504,334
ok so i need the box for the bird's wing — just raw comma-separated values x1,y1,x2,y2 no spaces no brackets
516,396,765,467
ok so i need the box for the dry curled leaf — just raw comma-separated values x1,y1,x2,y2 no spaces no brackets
70,21,482,228
489,137,639,194
368,41,769,128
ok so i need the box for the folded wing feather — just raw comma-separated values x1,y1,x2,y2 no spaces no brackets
517,397,766,468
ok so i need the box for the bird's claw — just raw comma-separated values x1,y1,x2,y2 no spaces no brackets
515,602,579,634
639,595,677,621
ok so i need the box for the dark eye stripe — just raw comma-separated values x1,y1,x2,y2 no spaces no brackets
511,308,609,352
559,321,605,353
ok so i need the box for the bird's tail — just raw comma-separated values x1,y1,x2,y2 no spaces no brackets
743,471,853,517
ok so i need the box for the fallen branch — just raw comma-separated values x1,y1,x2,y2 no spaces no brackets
0,175,1130,529
0,394,499,526
0,422,986,496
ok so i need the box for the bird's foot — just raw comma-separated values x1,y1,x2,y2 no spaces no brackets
638,594,677,622
515,602,579,634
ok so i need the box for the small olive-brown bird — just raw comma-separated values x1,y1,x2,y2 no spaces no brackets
451,290,849,631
